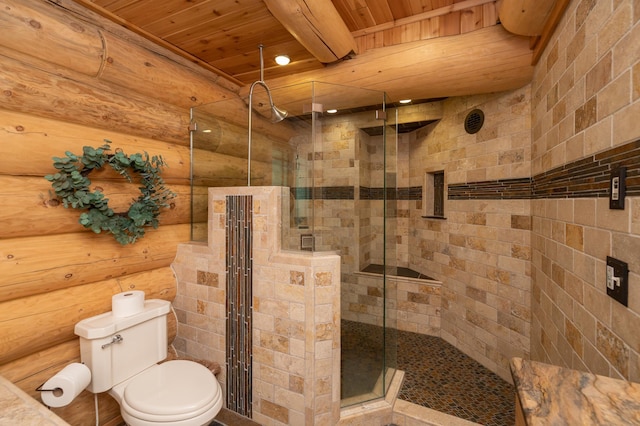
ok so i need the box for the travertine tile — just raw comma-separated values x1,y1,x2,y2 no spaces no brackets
598,70,631,119
528,0,640,386
176,187,342,425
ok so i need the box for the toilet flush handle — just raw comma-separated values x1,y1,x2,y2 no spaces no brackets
101,334,123,349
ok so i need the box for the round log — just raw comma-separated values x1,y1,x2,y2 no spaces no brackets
1,310,176,382
10,353,122,426
498,0,556,36
0,108,189,181
0,340,79,383
247,25,533,104
0,176,190,240
0,267,177,364
0,55,190,146
194,96,301,143
0,0,104,76
262,0,357,63
194,115,290,161
0,224,190,303
100,31,237,108
192,186,209,224
0,0,240,109
192,147,274,186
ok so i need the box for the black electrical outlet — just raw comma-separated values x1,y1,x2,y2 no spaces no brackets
609,167,626,210
606,256,629,306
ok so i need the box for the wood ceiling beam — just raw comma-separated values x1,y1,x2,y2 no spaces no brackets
497,0,557,37
242,25,533,112
262,0,358,63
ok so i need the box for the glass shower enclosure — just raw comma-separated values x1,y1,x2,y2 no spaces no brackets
190,81,398,407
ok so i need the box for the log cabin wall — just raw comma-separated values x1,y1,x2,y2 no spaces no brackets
0,0,247,424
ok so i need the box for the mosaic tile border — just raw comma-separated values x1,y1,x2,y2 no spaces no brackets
361,186,422,200
291,186,421,200
448,178,532,200
532,139,640,199
449,139,640,200
291,139,639,202
291,186,354,200
226,195,253,417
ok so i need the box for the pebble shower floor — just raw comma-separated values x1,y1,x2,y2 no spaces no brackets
342,320,515,426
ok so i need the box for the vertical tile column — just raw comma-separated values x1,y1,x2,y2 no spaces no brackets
226,195,253,416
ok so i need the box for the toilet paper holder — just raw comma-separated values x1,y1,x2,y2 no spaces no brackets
35,334,123,393
35,361,90,392
35,382,61,392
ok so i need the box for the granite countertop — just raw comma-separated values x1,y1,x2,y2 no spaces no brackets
510,357,640,425
0,375,70,425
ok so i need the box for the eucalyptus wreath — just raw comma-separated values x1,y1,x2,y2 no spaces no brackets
45,140,176,245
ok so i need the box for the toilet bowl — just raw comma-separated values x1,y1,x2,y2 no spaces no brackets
110,361,223,426
75,298,223,426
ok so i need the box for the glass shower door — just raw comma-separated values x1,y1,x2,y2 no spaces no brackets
190,82,398,408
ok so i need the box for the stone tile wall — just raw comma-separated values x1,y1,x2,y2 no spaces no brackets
530,0,640,381
407,87,533,381
172,186,341,425
359,130,375,271
290,95,534,381
342,273,441,336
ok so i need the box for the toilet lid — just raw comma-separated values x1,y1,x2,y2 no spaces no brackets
123,360,219,418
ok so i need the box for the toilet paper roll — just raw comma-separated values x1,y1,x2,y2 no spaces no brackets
112,290,145,318
40,363,91,408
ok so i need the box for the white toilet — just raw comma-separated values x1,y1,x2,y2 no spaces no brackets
75,299,223,426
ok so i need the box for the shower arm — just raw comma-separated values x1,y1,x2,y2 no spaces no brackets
247,45,280,187
247,80,278,186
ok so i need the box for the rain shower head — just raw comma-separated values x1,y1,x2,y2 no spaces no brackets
270,104,288,123
249,82,288,123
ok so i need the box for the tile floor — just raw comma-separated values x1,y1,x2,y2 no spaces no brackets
213,320,515,426
341,319,387,401
342,320,515,426
211,408,261,426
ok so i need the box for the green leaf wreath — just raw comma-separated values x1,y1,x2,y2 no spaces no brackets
45,140,176,245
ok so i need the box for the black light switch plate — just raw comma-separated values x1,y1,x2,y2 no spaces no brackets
606,256,629,306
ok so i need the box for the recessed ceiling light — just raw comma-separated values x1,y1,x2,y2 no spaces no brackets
327,109,338,114
275,55,290,66
399,99,412,104
202,129,212,133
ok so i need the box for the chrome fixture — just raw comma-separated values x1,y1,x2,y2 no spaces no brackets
101,334,123,349
247,44,288,186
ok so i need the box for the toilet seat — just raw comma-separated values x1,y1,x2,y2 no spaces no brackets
112,360,223,425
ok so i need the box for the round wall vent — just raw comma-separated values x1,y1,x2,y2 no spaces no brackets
464,109,484,134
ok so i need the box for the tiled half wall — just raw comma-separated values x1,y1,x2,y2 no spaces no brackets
172,186,341,426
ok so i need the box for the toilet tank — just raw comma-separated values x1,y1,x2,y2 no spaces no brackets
74,299,171,393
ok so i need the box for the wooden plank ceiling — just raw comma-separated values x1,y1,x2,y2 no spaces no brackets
77,0,502,82
76,0,565,103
